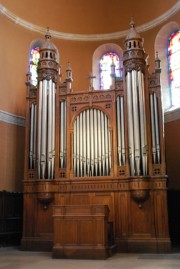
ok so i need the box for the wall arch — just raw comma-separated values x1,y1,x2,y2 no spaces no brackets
92,43,123,90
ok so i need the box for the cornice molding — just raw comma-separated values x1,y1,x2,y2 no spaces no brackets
0,2,179,41
164,108,180,123
0,110,25,127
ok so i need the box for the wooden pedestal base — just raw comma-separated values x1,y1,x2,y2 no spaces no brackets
52,205,110,259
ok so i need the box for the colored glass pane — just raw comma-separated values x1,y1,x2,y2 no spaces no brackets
168,31,180,108
30,47,40,86
99,52,120,90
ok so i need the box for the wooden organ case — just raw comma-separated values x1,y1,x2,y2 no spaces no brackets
21,22,171,256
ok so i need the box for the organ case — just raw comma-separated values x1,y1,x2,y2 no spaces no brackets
21,21,170,255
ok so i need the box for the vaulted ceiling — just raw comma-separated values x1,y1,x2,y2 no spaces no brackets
0,0,178,35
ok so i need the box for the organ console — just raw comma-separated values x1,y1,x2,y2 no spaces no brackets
21,20,170,256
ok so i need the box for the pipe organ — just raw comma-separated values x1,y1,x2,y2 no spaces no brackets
22,21,170,255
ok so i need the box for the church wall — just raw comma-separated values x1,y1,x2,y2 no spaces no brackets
0,122,25,191
165,118,180,189
0,10,179,192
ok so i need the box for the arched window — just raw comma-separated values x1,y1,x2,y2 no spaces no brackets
155,22,179,113
99,52,121,90
30,47,40,86
168,30,180,109
92,43,123,90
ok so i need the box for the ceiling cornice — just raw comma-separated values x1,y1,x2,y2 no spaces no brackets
0,1,179,41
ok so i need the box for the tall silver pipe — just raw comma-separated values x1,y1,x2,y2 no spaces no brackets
73,120,77,176
63,100,66,168
94,109,98,176
41,80,47,179
138,71,148,175
120,96,125,165
79,112,83,176
90,109,94,176
108,129,112,170
127,72,135,176
51,82,56,178
150,94,156,163
132,70,141,176
153,92,160,163
104,114,109,175
60,101,64,168
97,110,102,176
29,103,34,169
83,110,87,176
101,111,105,176
76,115,80,177
116,96,122,166
37,81,43,178
33,104,37,169
86,109,90,176
47,81,52,178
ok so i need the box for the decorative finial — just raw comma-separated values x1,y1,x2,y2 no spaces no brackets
130,17,135,28
155,51,159,60
88,72,96,91
45,26,51,40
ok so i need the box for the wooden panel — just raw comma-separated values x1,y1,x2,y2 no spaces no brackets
153,191,169,238
118,192,129,238
92,192,114,221
70,193,91,205
53,205,109,259
129,197,152,237
36,202,53,235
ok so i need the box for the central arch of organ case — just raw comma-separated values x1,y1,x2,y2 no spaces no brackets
22,21,170,254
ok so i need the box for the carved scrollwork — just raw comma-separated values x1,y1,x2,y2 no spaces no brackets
130,178,150,208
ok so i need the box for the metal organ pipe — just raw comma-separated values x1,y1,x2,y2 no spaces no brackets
153,93,160,163
90,109,94,176
150,92,160,164
29,103,34,169
60,100,67,169
94,109,98,176
37,79,56,179
116,96,126,167
137,71,148,175
86,109,90,176
41,80,47,179
73,109,111,177
120,96,125,166
37,81,43,178
29,103,37,169
97,110,102,176
101,111,105,176
80,112,83,176
47,80,52,178
126,72,135,176
51,82,56,178
83,110,87,176
132,70,141,176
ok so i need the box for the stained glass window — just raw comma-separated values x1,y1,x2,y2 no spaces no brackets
30,47,40,86
168,30,180,108
99,52,120,90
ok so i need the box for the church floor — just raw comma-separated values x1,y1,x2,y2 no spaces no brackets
0,247,180,269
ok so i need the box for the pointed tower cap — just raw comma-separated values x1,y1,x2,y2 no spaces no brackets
125,18,141,40
41,27,57,50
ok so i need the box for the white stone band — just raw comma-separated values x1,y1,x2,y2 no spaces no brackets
0,110,25,127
